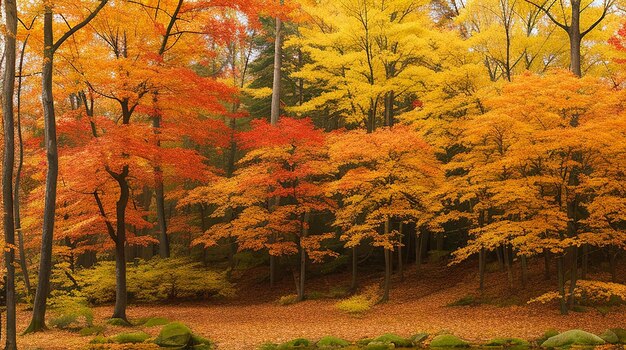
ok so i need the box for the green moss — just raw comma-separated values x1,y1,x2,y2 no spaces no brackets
110,331,151,344
364,341,395,350
316,336,350,348
410,333,428,345
89,335,109,344
372,334,413,347
277,338,312,349
155,322,193,347
484,338,529,348
541,330,605,348
357,338,375,346
106,318,131,327
599,330,619,344
430,334,470,347
79,325,106,337
610,328,626,343
144,317,170,327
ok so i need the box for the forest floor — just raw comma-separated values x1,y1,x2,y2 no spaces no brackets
12,259,626,350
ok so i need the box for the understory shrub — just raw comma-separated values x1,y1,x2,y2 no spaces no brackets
48,293,94,329
79,258,234,304
335,284,381,315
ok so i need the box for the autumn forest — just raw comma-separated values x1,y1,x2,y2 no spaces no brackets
0,0,625,349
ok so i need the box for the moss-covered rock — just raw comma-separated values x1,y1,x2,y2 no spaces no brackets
410,333,429,345
541,330,605,348
277,338,312,349
430,334,470,347
110,331,151,344
365,341,395,350
79,325,106,336
144,317,170,327
155,322,194,347
372,333,413,347
357,338,375,346
484,338,529,347
610,328,626,343
316,336,350,348
599,330,619,344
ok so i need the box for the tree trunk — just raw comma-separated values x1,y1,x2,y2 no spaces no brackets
544,249,551,280
27,7,58,333
520,254,528,288
609,249,617,282
2,0,18,346
382,219,391,302
557,255,568,315
15,32,31,294
496,245,505,271
568,1,582,77
567,246,578,309
503,244,513,289
581,244,588,280
296,211,309,302
479,248,485,294
270,8,282,125
112,169,130,320
351,245,358,292
397,223,404,281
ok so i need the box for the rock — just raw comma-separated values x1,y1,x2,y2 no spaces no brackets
373,333,413,347
610,328,626,343
430,334,470,347
541,330,605,348
484,338,529,348
155,322,193,347
599,330,619,344
316,336,350,348
410,333,429,345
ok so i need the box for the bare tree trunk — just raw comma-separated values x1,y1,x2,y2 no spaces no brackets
270,3,283,125
581,244,588,279
351,245,358,292
544,249,551,280
397,223,404,281
567,246,578,309
15,33,31,294
27,7,57,333
2,0,18,346
296,211,309,302
520,254,528,288
557,255,568,315
112,168,130,320
382,219,391,302
503,244,513,289
479,248,485,294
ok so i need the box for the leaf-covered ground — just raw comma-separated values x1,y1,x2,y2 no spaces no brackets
12,262,626,349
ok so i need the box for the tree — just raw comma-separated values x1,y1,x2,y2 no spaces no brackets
25,0,110,334
523,0,616,76
327,125,441,301
2,0,19,347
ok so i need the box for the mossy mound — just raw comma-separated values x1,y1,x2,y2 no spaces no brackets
599,330,619,344
610,328,626,343
154,321,213,349
79,325,106,336
277,338,312,349
144,317,170,327
106,317,132,327
484,338,529,348
110,331,151,344
365,341,395,350
410,333,428,345
541,330,605,348
316,336,350,348
372,334,413,347
430,334,470,347
90,335,109,344
357,338,375,346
